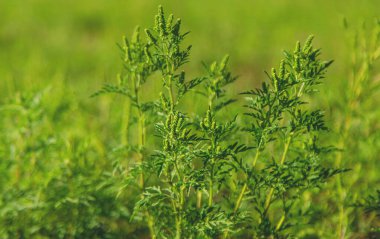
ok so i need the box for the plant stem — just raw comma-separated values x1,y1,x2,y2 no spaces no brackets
209,130,216,207
121,99,131,145
234,147,261,213
252,146,261,168
134,74,145,188
275,214,285,230
208,179,213,208
172,152,185,239
264,135,292,214
233,183,247,213
196,191,202,209
223,148,261,239
280,135,292,165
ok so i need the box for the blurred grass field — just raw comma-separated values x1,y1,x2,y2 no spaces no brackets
1,0,379,137
0,0,379,238
1,0,379,90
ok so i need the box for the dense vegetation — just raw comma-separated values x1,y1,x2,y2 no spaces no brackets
0,2,379,239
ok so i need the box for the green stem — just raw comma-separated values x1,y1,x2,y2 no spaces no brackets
175,213,182,239
135,75,146,188
208,175,213,207
172,153,185,239
234,147,261,213
175,185,185,239
223,149,261,239
297,82,305,98
196,191,202,209
275,214,285,230
166,59,176,112
234,183,247,213
209,134,216,207
175,183,185,239
121,99,131,145
252,146,261,168
264,135,292,214
280,135,292,165
168,82,175,112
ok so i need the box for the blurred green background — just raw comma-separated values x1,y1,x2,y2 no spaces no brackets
0,0,379,238
1,0,379,93
1,0,379,135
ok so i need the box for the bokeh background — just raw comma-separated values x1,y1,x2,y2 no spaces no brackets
1,0,379,134
1,0,379,93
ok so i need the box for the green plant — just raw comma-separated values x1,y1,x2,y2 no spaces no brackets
224,36,346,238
331,19,380,239
2,2,380,239
96,6,345,239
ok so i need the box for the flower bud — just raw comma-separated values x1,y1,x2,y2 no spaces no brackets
145,29,157,45
166,14,174,29
172,18,181,35
303,35,314,52
279,60,285,79
294,41,301,54
220,55,229,72
132,26,140,43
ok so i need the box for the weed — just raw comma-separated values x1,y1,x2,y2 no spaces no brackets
97,6,345,238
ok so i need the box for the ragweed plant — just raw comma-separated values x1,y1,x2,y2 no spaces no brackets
97,6,344,239
93,24,157,237
225,36,344,238
133,6,204,239
191,56,251,237
133,7,246,239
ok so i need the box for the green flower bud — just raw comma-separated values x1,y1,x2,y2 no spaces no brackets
158,5,165,26
144,46,152,62
124,45,131,62
160,92,168,111
211,121,216,130
166,14,174,30
210,62,217,73
294,56,301,72
132,26,140,43
271,68,278,92
220,55,229,71
303,35,314,52
123,36,129,48
164,138,170,151
200,121,205,130
145,29,157,45
154,15,160,31
173,113,179,129
207,108,212,125
294,41,301,54
176,117,183,132
172,18,181,35
279,60,285,79
165,114,171,129
159,23,166,36
181,129,188,139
